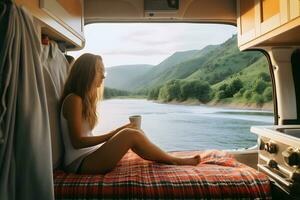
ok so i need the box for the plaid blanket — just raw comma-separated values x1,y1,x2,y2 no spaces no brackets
54,150,271,199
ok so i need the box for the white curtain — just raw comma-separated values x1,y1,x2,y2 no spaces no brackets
0,2,54,200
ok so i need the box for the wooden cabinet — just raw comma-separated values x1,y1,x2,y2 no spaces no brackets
40,0,83,39
290,0,300,20
16,0,85,50
259,0,287,35
237,0,256,45
237,0,300,50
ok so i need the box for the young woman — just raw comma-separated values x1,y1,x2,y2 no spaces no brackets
60,53,201,174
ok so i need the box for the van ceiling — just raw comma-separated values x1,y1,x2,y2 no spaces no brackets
84,0,237,25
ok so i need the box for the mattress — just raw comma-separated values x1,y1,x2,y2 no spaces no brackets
54,150,271,199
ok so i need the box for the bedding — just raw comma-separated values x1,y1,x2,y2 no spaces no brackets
54,150,271,199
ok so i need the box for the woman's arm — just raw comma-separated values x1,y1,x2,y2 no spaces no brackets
76,123,131,148
63,94,131,149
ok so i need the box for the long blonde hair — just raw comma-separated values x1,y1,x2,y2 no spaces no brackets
61,53,104,128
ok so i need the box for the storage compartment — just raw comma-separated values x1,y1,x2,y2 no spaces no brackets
237,0,256,45
259,0,283,35
237,0,300,50
290,0,300,20
16,0,85,50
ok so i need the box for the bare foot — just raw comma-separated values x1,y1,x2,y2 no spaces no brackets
173,155,201,166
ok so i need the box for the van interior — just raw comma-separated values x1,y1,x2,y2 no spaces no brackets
1,0,300,199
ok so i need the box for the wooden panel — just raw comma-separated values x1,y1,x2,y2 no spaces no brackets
57,0,82,16
261,0,280,22
40,0,83,37
181,0,236,22
261,25,300,46
84,0,237,24
240,0,255,34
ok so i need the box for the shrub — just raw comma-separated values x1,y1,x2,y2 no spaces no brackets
218,83,228,91
239,88,246,95
233,92,242,98
243,90,252,99
252,94,264,106
216,90,226,100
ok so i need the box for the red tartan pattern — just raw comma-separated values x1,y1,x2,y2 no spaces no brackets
54,150,271,199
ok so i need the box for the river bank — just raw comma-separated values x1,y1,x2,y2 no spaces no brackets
153,99,273,112
105,96,273,112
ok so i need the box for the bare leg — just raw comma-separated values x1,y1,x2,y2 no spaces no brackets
130,129,200,165
80,128,200,174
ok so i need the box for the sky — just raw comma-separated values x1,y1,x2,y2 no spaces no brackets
68,23,237,68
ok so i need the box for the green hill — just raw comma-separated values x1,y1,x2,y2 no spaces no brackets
131,46,218,91
105,64,153,91
185,36,262,84
144,35,272,107
212,57,269,90
211,56,271,105
132,35,263,92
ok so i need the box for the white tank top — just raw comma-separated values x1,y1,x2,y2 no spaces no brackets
60,94,103,166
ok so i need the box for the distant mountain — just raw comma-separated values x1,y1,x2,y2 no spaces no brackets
104,64,153,91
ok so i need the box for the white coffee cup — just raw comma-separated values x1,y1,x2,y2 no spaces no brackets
129,115,142,129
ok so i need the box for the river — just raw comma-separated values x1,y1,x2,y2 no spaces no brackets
94,99,273,151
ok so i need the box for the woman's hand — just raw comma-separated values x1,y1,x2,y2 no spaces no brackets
123,123,135,129
103,123,141,142
110,123,133,137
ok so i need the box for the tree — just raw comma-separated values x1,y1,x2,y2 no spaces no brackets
147,87,161,100
254,79,267,94
259,72,271,82
217,78,243,99
158,79,181,102
104,87,130,99
180,81,193,101
263,87,273,101
227,78,243,96
231,78,243,91
180,80,212,102
194,81,212,102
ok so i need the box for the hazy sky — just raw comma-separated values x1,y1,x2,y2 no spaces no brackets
69,23,236,68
